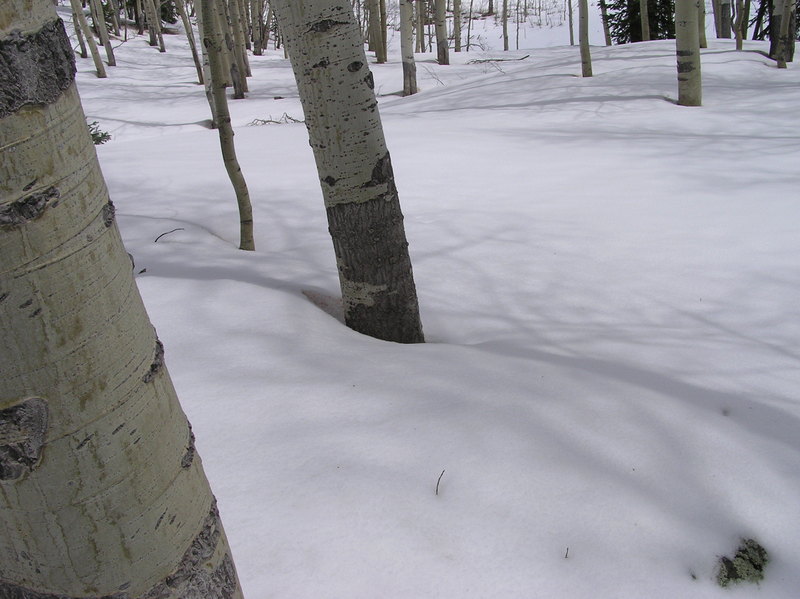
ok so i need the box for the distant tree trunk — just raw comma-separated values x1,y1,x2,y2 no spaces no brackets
698,0,708,47
676,0,702,105
0,4,243,598
380,0,389,59
270,0,425,343
579,0,592,75
719,0,732,36
195,0,218,124
773,0,795,66
176,0,205,84
599,0,613,45
502,0,509,50
434,0,450,63
107,0,122,36
69,0,107,77
568,0,575,45
72,4,89,57
640,0,651,40
454,0,462,51
251,0,265,54
143,0,166,51
89,0,117,65
487,0,494,15
200,0,255,250
400,0,419,94
734,0,745,47
228,0,253,78
740,0,751,39
416,0,426,52
467,0,475,50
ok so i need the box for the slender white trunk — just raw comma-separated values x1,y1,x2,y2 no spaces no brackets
69,0,107,77
719,0,732,36
599,0,612,45
734,0,744,48
72,4,89,57
270,0,425,343
176,0,205,84
400,0,419,95
502,0,509,50
698,0,708,48
579,0,592,76
567,0,574,45
774,0,794,67
675,0,702,106
434,0,450,63
454,0,462,51
89,0,117,65
467,0,474,50
0,4,243,597
200,0,256,249
639,0,651,40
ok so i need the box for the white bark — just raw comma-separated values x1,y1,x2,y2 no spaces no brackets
270,0,424,343
639,0,651,41
454,0,462,51
502,0,509,50
68,0,107,77
400,0,418,95
176,0,204,84
434,0,449,64
0,3,243,597
599,0,612,45
676,0,702,106
698,0,708,48
579,0,592,76
200,0,256,250
89,0,116,66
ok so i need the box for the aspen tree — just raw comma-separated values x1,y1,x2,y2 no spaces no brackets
0,3,243,597
640,0,651,40
502,0,509,50
598,0,613,45
69,0,107,77
434,0,450,63
271,0,425,343
579,0,592,75
71,4,89,58
176,0,205,84
200,0,256,250
675,0,702,105
774,0,794,67
734,0,745,48
400,0,419,94
89,0,116,66
698,0,708,48
454,0,462,51
719,0,732,37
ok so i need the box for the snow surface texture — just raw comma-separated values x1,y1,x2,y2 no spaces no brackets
62,3,800,598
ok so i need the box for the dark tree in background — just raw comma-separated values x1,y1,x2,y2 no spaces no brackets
606,0,675,43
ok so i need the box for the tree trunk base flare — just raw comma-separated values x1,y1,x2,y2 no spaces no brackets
0,502,238,599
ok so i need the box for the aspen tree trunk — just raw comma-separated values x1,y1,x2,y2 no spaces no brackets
734,0,744,48
72,5,89,57
69,0,107,77
467,0,474,50
502,0,509,50
639,0,651,40
434,0,450,63
579,0,592,75
251,0,264,54
89,0,117,66
143,0,166,51
214,0,247,97
712,0,722,35
774,0,794,67
176,0,205,84
454,0,462,51
416,0,426,52
698,0,708,47
228,0,252,78
270,0,425,343
599,0,612,45
719,0,732,36
380,0,389,61
0,4,243,598
400,0,419,94
567,0,574,45
195,0,218,125
675,0,702,105
107,0,122,36
200,0,256,250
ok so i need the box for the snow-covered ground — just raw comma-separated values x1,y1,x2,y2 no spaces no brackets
63,5,800,598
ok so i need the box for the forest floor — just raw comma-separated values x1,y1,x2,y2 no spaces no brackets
64,6,800,598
